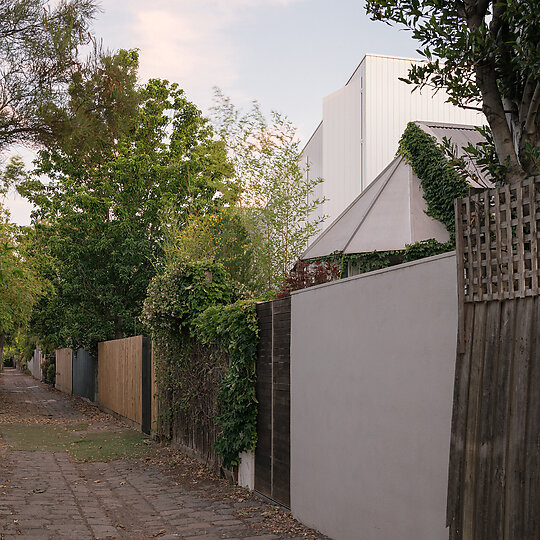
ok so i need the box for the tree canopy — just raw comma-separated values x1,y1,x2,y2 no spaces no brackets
366,0,540,183
0,203,42,364
211,91,325,295
20,76,234,353
0,0,99,151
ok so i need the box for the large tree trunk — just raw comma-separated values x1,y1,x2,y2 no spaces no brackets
475,64,526,184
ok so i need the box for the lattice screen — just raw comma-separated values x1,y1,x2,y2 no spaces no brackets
455,177,540,302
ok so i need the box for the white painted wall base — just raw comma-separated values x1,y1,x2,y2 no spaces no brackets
237,451,255,490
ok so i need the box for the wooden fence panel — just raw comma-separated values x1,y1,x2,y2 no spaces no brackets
55,348,72,394
255,297,291,508
98,336,143,426
255,302,273,498
449,180,540,539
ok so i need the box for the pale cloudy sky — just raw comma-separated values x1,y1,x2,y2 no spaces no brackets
4,0,419,224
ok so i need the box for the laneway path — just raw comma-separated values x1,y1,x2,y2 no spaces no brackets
0,368,325,540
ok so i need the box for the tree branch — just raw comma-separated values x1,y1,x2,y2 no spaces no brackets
525,81,540,135
475,63,524,182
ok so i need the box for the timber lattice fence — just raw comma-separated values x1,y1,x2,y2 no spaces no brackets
455,176,540,302
448,178,540,540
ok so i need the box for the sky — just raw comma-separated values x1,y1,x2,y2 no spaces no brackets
3,0,420,224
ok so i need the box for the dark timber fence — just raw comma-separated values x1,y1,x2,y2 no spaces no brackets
448,178,540,539
255,297,291,508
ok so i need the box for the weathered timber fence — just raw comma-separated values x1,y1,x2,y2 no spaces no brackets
168,341,225,469
255,297,291,508
55,348,73,394
97,336,153,433
448,178,540,540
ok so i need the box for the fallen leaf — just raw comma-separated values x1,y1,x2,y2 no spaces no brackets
153,530,166,537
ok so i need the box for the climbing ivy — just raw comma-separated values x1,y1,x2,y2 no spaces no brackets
398,122,470,238
142,260,259,469
193,301,258,468
308,123,471,276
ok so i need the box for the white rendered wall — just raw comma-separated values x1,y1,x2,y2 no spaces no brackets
27,348,42,380
301,122,325,225
290,252,458,540
321,68,363,225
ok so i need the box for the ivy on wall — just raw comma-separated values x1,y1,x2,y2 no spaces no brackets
142,260,258,469
308,122,471,276
194,301,258,468
398,122,470,238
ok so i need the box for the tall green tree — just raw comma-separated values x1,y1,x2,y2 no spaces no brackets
366,0,540,183
0,205,42,365
0,0,99,150
20,78,234,352
212,90,325,295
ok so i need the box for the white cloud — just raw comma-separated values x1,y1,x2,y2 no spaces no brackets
101,0,304,109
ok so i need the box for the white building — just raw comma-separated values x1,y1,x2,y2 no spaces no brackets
301,121,494,271
301,54,485,229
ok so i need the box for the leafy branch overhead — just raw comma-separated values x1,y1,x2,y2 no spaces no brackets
0,0,101,151
366,0,540,184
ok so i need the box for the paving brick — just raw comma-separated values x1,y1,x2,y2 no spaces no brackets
0,368,326,540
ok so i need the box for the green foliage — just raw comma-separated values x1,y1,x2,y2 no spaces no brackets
163,208,255,291
398,122,470,238
365,0,540,183
212,90,326,296
19,77,233,354
0,0,98,151
143,261,259,468
0,206,43,363
403,239,455,262
41,356,55,385
143,261,236,438
344,250,404,276
193,301,259,468
143,261,236,339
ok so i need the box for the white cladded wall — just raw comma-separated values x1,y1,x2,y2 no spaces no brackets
290,252,458,540
302,54,485,229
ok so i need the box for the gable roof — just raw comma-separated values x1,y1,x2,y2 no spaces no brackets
301,121,495,260
414,121,493,189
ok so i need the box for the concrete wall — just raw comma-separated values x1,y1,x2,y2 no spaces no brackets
290,252,458,540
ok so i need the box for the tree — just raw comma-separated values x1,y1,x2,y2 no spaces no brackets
163,208,255,292
211,90,325,295
19,78,234,353
0,0,99,151
366,0,540,183
0,205,42,366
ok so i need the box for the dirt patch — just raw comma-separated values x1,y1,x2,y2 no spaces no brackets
0,424,154,462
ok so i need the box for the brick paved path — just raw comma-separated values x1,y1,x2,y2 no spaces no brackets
0,369,325,540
